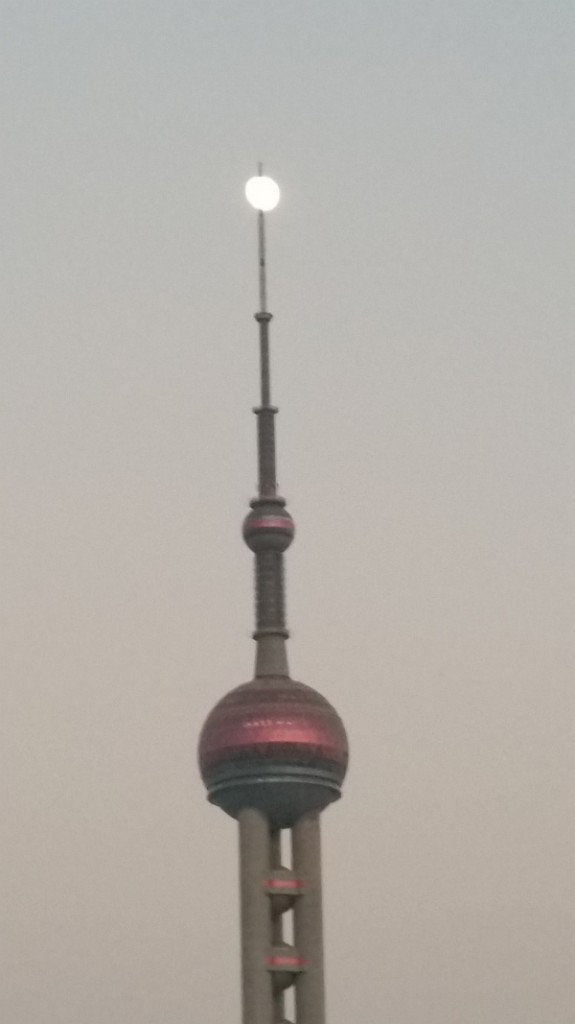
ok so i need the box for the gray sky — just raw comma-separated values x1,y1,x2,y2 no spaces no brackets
1,2,573,1022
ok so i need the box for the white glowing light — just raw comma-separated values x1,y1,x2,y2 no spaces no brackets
245,175,280,212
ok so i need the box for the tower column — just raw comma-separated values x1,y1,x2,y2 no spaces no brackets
292,813,325,1024
270,831,285,1024
239,808,273,1024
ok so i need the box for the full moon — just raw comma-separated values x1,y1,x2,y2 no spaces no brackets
245,175,280,212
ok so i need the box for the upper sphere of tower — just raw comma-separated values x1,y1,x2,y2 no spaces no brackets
243,501,295,554
198,676,348,829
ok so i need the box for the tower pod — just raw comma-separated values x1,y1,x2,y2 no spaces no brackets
198,676,348,830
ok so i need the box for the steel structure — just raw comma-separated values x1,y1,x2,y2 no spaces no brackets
198,173,348,1024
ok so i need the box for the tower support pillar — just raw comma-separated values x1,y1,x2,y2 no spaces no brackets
239,808,273,1024
292,812,325,1024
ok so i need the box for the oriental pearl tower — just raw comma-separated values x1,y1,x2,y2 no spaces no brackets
198,170,349,1024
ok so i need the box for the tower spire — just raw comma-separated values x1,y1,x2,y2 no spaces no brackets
243,167,294,678
257,162,268,316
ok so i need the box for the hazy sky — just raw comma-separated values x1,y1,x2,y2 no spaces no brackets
1,2,573,1022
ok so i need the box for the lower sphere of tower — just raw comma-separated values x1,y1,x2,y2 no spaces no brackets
198,676,348,829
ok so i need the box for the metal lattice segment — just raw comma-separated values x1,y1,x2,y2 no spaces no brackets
255,551,286,633
256,404,278,498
